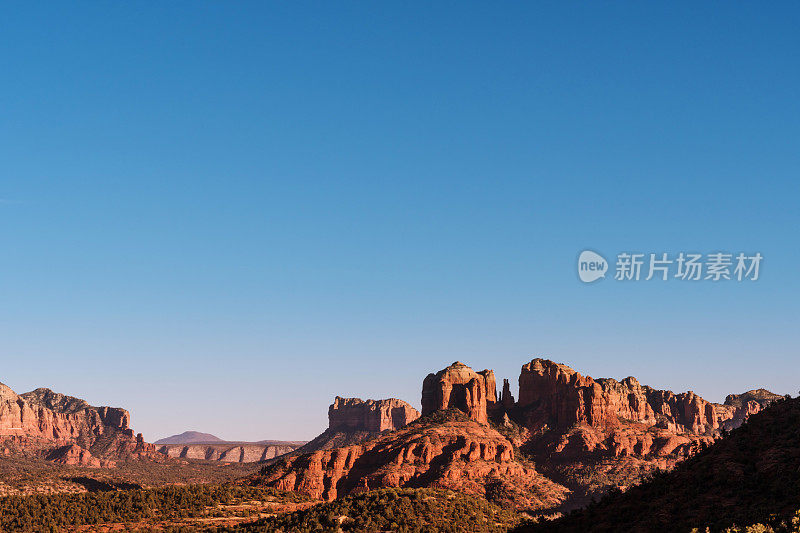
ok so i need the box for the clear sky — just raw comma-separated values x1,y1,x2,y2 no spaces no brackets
1,3,798,441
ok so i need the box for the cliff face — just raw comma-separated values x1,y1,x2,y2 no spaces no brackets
511,359,779,464
158,442,302,462
252,357,780,512
517,358,774,438
421,362,497,424
0,381,157,467
517,358,719,434
293,397,420,456
329,397,420,433
518,396,800,533
715,388,783,431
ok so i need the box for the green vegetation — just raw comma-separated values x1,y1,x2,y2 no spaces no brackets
691,509,800,532
7,397,800,532
225,488,522,533
0,453,258,497
0,483,305,531
516,395,800,532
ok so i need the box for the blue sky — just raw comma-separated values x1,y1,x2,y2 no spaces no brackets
1,3,798,441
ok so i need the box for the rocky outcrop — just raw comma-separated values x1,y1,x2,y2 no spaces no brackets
249,357,780,513
410,358,779,510
723,388,783,408
46,444,108,467
251,412,568,508
500,379,515,409
421,362,497,424
329,397,420,433
516,395,800,533
158,442,303,462
294,397,420,455
517,358,752,435
512,359,780,462
0,381,158,466
715,388,784,431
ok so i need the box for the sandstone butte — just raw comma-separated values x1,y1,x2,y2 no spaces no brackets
252,358,781,512
0,382,158,467
290,396,421,455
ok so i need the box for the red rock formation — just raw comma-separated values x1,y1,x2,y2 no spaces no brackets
291,397,420,455
250,357,780,512
517,358,724,435
328,397,420,433
715,389,783,431
252,413,568,508
46,444,109,467
513,358,780,464
421,362,497,424
500,379,515,409
0,381,157,465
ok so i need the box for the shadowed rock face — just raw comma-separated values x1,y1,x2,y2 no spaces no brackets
421,362,497,424
0,381,157,467
722,388,784,408
516,395,800,533
715,388,784,431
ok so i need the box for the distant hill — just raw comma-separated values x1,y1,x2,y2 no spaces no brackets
154,431,223,445
517,394,800,532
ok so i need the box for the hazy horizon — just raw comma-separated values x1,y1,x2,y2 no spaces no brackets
2,2,798,442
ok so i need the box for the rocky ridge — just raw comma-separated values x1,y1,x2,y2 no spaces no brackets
518,394,800,532
252,410,567,508
0,381,157,467
252,358,779,511
513,359,775,460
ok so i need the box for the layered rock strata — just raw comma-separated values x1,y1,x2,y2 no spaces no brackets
421,362,497,424
253,414,567,508
294,397,420,455
158,442,302,462
0,381,157,466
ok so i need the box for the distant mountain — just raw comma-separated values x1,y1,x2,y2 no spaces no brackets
154,431,307,462
154,431,224,444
